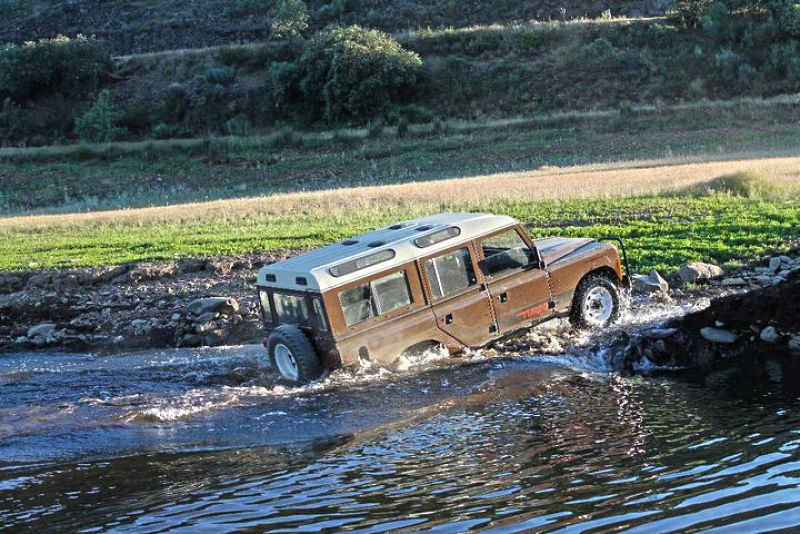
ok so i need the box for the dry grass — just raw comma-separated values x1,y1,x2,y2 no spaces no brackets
3,155,798,231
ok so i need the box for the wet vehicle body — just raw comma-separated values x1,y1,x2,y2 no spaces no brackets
256,213,630,383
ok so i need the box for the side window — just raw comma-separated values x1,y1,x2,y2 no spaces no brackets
424,247,477,300
273,293,309,324
339,271,412,327
481,229,536,277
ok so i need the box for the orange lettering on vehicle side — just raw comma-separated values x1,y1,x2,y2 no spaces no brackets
517,303,548,320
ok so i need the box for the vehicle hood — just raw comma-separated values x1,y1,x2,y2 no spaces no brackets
534,237,596,265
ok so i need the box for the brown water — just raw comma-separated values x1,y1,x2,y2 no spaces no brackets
2,307,800,532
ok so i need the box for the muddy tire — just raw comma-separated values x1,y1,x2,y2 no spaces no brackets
267,325,322,385
570,274,621,329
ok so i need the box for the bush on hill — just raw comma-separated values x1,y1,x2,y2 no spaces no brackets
0,34,110,103
273,25,423,124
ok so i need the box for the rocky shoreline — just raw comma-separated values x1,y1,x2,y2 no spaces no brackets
0,254,287,353
618,252,800,373
2,249,799,376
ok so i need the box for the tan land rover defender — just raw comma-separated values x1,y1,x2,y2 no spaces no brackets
256,213,630,384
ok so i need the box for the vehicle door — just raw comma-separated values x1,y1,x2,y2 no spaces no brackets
421,244,498,347
477,226,552,334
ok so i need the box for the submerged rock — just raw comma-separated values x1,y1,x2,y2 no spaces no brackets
700,327,738,344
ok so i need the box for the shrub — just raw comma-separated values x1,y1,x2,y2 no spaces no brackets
275,25,423,124
75,90,126,142
152,122,173,139
205,66,236,86
668,0,714,29
271,0,309,38
0,35,110,103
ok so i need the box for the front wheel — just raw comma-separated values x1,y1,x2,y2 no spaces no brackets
570,274,621,328
266,325,323,384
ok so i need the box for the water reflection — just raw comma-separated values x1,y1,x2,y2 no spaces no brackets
1,347,800,532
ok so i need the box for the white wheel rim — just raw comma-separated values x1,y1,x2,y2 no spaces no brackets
274,343,299,382
583,286,614,326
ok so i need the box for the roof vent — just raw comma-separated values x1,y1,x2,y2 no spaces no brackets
367,241,385,248
414,226,461,248
330,249,396,277
295,276,308,286
388,224,404,230
416,225,434,232
341,239,359,246
265,274,277,282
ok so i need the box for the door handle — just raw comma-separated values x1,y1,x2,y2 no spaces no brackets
445,313,453,325
499,292,508,303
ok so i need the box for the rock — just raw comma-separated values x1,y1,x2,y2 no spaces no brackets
178,258,207,274
14,336,29,345
632,270,669,294
0,274,23,293
194,311,220,324
188,297,239,316
179,334,202,347
721,277,747,287
194,321,218,334
679,262,724,283
171,313,182,322
768,257,782,273
130,319,149,330
27,323,56,339
700,327,738,344
112,335,125,345
641,327,678,339
780,255,792,265
789,336,800,352
760,326,781,343
754,275,773,285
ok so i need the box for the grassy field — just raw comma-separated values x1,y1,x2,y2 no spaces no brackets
3,95,800,214
2,157,798,274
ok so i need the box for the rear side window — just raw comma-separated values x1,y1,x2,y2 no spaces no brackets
481,229,536,277
273,293,309,324
339,271,412,327
259,290,273,323
425,247,477,300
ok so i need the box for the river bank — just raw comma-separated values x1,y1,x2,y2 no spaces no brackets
2,249,798,370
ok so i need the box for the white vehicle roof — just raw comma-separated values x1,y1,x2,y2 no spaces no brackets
257,212,517,291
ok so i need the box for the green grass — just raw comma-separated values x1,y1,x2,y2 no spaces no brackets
3,95,800,214
2,194,798,274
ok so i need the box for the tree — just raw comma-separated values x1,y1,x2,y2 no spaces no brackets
271,0,309,38
75,89,126,142
273,25,423,124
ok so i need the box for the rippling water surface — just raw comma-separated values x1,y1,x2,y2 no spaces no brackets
2,325,800,532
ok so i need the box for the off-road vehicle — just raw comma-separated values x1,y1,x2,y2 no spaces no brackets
256,213,630,384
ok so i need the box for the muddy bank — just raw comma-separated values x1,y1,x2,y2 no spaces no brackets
0,254,289,353
618,253,800,373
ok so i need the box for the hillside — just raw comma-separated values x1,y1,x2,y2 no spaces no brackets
2,0,673,55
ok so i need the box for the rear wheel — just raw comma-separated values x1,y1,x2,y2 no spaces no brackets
570,274,621,328
267,325,322,384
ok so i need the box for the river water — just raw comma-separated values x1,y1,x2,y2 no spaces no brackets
2,305,800,532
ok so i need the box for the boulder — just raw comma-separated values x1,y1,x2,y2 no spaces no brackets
768,257,782,273
188,297,239,316
632,270,669,294
27,323,56,339
789,336,800,352
641,327,678,340
721,277,747,287
194,311,220,324
700,327,738,344
679,262,724,283
760,326,781,343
